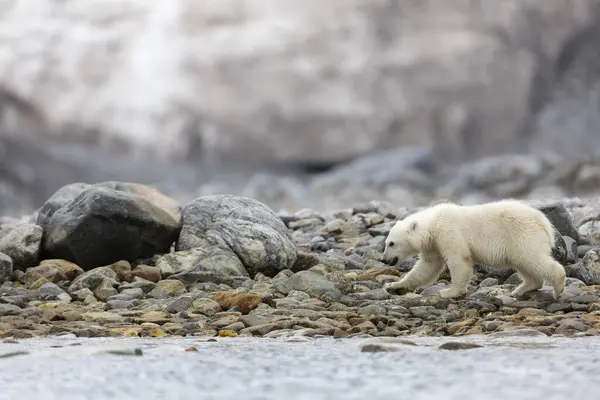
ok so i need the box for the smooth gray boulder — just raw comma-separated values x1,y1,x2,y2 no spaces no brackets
177,195,297,278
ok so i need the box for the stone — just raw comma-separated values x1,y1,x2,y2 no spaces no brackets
291,251,322,272
212,292,272,314
165,295,194,314
68,267,119,293
36,181,181,227
148,280,186,299
537,203,580,243
565,249,600,285
40,185,181,271
138,311,170,325
155,248,249,287
81,312,125,324
106,300,137,310
122,277,156,293
93,280,119,302
359,337,417,353
37,283,69,302
273,270,340,298
190,298,222,316
579,221,600,245
132,265,161,283
0,304,22,316
550,232,571,266
0,224,42,270
107,261,133,282
39,259,84,281
555,319,588,335
23,265,68,289
176,195,297,278
439,342,484,350
70,288,94,302
0,253,12,284
115,288,145,300
563,236,579,265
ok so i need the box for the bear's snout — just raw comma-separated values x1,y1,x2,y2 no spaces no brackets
381,253,399,266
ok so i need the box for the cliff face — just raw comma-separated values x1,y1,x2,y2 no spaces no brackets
0,0,599,166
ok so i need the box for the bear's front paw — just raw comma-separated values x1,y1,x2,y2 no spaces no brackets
384,281,412,296
438,288,466,299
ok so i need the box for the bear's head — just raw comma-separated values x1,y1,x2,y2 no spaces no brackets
381,215,423,265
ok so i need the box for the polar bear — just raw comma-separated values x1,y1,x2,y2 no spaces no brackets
381,199,566,299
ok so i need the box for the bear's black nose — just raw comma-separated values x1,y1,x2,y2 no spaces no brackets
383,256,399,266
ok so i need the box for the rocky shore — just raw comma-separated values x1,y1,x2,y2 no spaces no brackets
0,174,599,342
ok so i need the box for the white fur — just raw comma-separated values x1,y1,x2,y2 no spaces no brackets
381,199,566,299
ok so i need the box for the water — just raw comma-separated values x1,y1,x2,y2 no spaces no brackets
0,335,599,400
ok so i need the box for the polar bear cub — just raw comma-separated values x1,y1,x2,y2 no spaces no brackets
381,199,566,299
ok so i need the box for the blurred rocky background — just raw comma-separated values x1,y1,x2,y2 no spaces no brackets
1,0,600,216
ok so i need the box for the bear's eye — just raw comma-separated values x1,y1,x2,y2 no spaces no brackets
389,242,395,247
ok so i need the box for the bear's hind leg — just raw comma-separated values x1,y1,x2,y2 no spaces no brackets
510,271,544,298
385,252,444,295
512,255,566,298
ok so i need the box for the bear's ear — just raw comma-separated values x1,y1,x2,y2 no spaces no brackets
408,221,418,232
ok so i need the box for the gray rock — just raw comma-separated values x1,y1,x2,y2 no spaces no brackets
93,280,119,302
156,248,249,287
35,182,91,228
0,295,28,308
165,295,194,313
36,181,182,227
579,220,600,245
565,249,600,285
176,195,297,278
273,270,340,298
113,288,144,301
0,253,12,284
70,288,94,302
68,267,119,293
578,245,599,258
41,186,182,270
148,280,186,299
190,298,222,316
0,303,22,316
474,264,515,283
106,300,138,310
563,236,579,265
0,224,42,270
37,282,68,301
479,278,499,287
551,232,570,266
537,203,580,244
357,303,388,316
119,278,156,293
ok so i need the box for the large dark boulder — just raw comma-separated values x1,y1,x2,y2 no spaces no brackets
41,186,182,270
537,203,580,244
